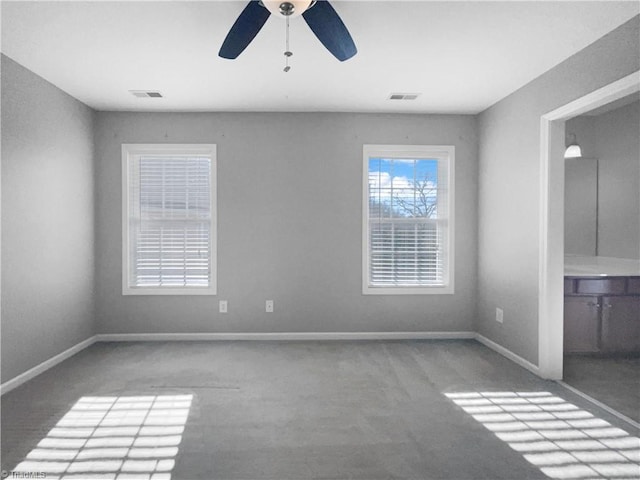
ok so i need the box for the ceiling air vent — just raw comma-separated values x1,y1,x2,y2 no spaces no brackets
389,93,420,100
129,90,163,98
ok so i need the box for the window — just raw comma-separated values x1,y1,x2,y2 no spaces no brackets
122,144,216,295
363,145,454,294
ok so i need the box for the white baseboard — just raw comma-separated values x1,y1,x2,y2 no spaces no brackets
96,331,476,342
1,331,525,396
475,333,541,376
0,335,97,396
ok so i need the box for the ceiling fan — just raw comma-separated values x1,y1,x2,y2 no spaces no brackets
218,0,357,62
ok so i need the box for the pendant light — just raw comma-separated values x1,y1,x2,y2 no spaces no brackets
564,133,582,159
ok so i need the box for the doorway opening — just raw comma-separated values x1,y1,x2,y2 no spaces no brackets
538,71,640,426
538,72,639,418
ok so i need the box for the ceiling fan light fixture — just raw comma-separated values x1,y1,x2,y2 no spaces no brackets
219,0,356,61
262,0,313,18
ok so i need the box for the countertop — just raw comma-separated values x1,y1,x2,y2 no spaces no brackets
565,255,640,277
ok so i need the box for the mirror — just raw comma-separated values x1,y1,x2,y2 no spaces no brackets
564,96,640,260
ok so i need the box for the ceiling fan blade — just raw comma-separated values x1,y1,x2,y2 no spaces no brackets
219,1,271,59
302,0,357,62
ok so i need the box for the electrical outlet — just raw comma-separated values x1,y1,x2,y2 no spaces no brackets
265,300,274,313
219,300,228,313
496,307,504,324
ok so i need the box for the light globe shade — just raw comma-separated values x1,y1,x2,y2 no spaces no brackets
262,0,314,18
564,144,582,159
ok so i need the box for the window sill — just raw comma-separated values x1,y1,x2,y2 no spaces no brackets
123,287,217,296
363,285,454,295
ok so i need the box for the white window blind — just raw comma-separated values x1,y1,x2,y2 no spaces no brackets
363,145,454,294
123,145,216,295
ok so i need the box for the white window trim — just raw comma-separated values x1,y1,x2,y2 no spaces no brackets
122,144,217,296
362,144,455,295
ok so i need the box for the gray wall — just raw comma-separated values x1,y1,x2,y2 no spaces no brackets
564,156,598,256
593,100,640,259
1,55,96,381
95,113,478,334
476,16,640,364
565,100,640,259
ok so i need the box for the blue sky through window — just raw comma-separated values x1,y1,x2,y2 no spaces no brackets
368,157,439,219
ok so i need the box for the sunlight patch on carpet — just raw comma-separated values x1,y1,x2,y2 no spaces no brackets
445,391,640,479
11,394,193,480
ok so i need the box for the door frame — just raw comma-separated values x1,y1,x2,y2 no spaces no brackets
538,71,640,379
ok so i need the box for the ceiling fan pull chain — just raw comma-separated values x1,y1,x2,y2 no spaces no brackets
284,15,292,72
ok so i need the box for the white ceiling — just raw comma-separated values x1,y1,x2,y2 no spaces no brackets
2,1,638,114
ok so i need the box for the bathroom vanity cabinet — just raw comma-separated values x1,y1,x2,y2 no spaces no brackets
564,276,640,354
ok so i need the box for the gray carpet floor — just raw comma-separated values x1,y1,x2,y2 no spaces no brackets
2,340,639,479
563,354,640,423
